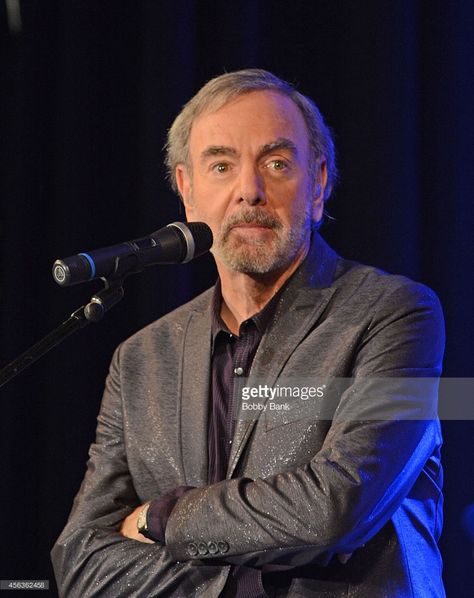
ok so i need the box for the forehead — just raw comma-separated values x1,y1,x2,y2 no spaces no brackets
188,90,310,157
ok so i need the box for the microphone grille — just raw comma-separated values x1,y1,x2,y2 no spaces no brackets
186,222,213,253
168,222,213,262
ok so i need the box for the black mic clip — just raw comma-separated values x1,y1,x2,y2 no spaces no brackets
79,249,137,321
77,254,133,322
83,280,125,323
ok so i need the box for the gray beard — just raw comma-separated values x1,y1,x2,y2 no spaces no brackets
212,207,312,274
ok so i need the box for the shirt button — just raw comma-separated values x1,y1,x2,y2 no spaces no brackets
234,367,244,376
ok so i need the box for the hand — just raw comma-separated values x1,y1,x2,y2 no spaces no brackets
120,504,155,544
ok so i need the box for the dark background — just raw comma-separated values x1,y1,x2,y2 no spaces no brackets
1,1,473,596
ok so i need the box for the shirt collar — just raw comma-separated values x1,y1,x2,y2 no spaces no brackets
211,276,287,346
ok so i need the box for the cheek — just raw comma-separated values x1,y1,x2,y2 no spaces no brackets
275,188,313,225
186,199,228,234
192,184,233,221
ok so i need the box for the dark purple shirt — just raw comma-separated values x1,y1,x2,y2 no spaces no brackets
208,282,277,484
209,284,280,597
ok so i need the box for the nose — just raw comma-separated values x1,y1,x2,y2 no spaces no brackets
238,165,266,206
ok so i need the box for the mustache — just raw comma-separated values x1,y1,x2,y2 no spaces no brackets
220,209,282,238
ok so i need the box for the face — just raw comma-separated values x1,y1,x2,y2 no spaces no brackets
176,90,327,275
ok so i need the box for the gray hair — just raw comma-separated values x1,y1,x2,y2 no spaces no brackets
165,68,337,201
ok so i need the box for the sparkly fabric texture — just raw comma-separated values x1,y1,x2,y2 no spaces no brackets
52,234,446,597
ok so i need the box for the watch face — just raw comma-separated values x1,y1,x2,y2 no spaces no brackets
138,504,149,531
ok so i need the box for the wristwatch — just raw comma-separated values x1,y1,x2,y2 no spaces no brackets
137,502,154,540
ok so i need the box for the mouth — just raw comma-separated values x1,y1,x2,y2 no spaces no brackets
229,223,275,238
221,209,282,242
231,222,273,230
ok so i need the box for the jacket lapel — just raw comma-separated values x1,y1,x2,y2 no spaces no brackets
179,301,212,486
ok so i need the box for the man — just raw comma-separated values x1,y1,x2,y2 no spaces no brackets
52,69,445,597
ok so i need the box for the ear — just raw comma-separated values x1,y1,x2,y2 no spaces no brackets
312,159,328,224
175,165,194,217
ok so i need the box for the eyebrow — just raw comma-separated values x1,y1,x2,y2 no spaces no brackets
200,145,238,162
200,138,298,163
259,138,298,158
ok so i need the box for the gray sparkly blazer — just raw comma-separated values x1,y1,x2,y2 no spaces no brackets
52,233,446,598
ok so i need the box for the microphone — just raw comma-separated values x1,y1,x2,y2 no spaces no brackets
52,221,213,286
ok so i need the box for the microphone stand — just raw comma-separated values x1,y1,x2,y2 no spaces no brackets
0,279,124,389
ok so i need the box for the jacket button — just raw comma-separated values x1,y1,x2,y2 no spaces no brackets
217,541,229,553
208,541,218,554
187,542,198,557
197,542,209,555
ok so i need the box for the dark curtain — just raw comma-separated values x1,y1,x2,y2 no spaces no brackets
1,1,473,595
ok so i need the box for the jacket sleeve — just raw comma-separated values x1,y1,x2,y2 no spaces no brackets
164,281,445,567
51,346,224,598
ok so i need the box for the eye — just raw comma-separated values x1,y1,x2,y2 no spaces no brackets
212,162,229,173
266,159,288,171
